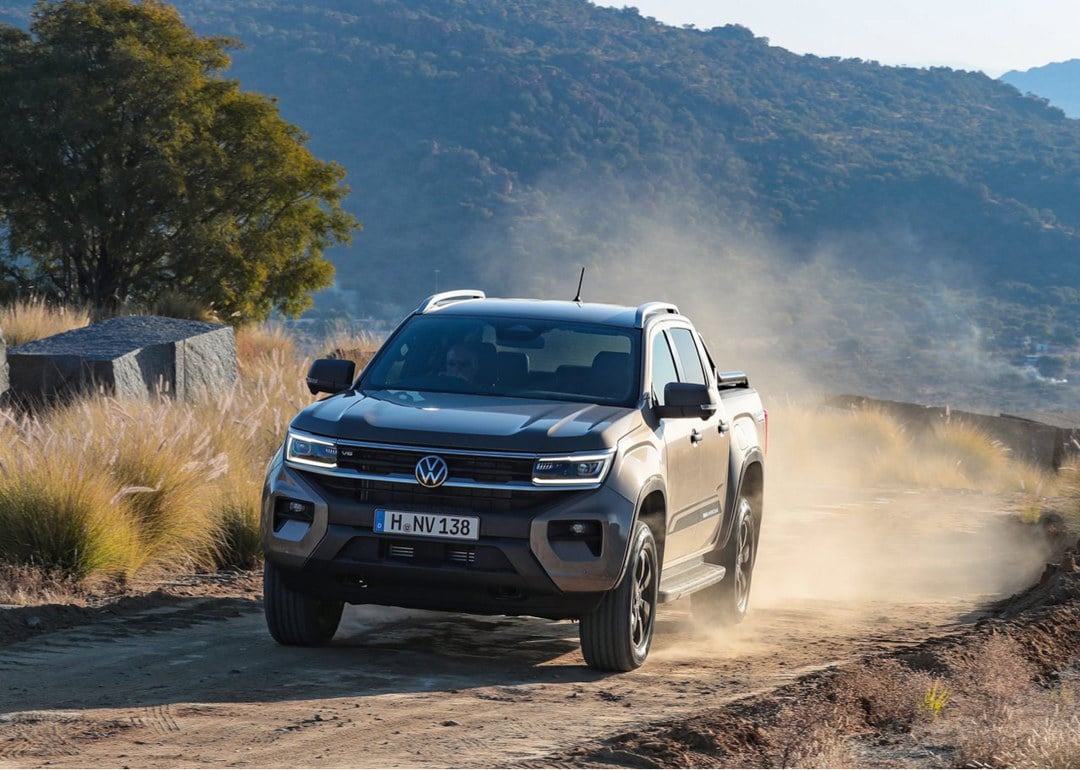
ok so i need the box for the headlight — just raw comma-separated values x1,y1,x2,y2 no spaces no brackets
286,431,337,468
532,452,613,486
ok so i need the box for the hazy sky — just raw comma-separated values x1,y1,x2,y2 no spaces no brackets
593,1,1080,76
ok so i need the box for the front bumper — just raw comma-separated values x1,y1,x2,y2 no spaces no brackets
260,454,637,619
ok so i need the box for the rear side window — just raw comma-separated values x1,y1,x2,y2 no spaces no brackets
669,327,706,385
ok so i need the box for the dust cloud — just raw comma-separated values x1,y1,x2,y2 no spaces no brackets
474,181,1063,412
474,188,1056,638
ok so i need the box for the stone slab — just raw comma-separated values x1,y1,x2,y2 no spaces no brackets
8,316,237,404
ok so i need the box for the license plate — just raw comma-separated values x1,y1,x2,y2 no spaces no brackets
374,509,480,541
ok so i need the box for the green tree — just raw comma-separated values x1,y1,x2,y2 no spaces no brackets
0,0,357,322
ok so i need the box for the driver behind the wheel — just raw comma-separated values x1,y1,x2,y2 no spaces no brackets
442,342,481,384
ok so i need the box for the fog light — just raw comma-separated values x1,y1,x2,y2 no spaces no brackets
274,498,314,531
547,519,603,558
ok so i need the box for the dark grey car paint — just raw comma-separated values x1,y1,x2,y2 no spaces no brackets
261,297,765,619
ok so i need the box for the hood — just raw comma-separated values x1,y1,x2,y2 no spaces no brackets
290,389,640,453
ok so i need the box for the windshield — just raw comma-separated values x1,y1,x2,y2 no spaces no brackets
361,314,642,406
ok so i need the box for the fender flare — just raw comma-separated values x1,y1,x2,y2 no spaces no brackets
614,475,666,584
719,449,764,551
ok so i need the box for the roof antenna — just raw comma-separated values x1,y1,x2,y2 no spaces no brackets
572,266,585,303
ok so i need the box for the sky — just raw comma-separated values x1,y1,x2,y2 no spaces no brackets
593,1,1080,76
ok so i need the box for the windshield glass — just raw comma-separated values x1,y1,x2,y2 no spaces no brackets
361,314,641,406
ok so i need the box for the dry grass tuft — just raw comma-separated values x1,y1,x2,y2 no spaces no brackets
1019,712,1080,768
771,403,1057,496
1052,457,1080,535
0,563,87,605
934,634,1047,768
0,297,91,346
0,322,316,582
144,291,220,323
947,634,1038,715
0,458,146,580
214,472,264,570
760,701,856,768
235,323,298,373
833,659,939,730
319,321,380,371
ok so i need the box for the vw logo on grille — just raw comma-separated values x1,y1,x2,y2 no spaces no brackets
415,455,449,488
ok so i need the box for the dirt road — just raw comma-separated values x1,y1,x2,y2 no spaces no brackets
0,487,1049,768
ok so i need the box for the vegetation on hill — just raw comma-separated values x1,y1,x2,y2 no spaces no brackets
66,0,1078,320
1,0,1079,407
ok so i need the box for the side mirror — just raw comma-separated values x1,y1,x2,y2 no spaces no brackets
306,358,355,396
656,382,717,419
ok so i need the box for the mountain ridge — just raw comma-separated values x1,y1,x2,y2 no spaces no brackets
2,0,1080,414
1001,59,1080,119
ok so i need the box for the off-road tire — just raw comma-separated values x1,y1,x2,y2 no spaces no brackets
692,495,757,626
579,520,658,671
263,561,344,645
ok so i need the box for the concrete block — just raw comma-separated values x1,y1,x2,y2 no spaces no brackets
8,316,237,405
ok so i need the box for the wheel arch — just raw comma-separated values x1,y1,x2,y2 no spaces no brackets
635,481,667,566
720,452,764,549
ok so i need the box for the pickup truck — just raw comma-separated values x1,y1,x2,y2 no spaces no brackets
261,291,767,671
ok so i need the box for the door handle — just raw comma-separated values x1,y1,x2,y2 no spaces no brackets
691,429,703,445
717,420,728,435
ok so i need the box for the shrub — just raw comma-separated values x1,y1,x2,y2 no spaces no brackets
214,473,264,570
770,402,1056,495
0,460,145,579
235,323,298,374
833,659,937,730
0,296,91,346
0,330,313,582
760,701,856,768
145,291,219,323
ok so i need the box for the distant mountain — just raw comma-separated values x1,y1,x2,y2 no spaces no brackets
1001,60,1080,118
3,1,1080,412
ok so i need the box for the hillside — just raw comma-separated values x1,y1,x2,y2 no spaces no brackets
2,0,1080,411
1002,60,1080,118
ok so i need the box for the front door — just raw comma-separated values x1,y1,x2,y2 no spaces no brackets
650,328,729,560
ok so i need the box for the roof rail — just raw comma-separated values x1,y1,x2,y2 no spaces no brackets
416,289,486,314
634,301,680,327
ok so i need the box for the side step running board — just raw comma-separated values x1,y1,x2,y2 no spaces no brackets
657,560,726,603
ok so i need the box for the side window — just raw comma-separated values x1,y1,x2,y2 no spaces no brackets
669,328,707,386
650,332,679,406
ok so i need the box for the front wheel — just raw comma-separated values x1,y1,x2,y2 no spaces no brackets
579,520,659,671
263,561,344,645
692,496,757,626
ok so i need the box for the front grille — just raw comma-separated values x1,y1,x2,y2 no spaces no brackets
306,473,571,514
336,444,535,484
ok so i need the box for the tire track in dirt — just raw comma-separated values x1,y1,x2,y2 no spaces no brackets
0,488,1053,767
